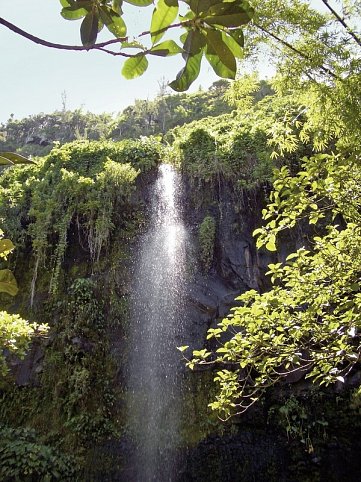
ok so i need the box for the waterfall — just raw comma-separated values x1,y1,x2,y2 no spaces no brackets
128,164,187,481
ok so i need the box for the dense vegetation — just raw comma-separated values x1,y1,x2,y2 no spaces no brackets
0,138,162,478
185,0,361,420
1,0,361,479
0,69,282,477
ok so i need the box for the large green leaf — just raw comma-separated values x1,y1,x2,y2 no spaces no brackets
80,10,99,47
0,239,14,258
122,55,149,79
112,0,123,15
60,0,92,9
169,49,203,91
61,5,90,20
150,40,183,56
221,30,244,59
185,0,220,15
205,29,236,75
151,0,179,45
108,14,127,37
204,2,254,27
0,269,18,297
99,6,127,37
0,156,13,165
0,152,35,165
205,47,235,79
183,30,206,58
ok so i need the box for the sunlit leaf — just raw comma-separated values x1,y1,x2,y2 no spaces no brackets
169,49,203,91
99,7,127,37
0,239,15,258
205,50,235,78
222,30,244,59
151,0,179,44
205,29,236,77
265,235,277,252
61,5,90,20
177,345,189,352
121,40,145,49
59,0,72,7
0,269,18,297
0,156,14,166
122,55,149,79
0,152,35,165
124,0,153,6
150,40,183,56
203,2,254,28
112,0,123,15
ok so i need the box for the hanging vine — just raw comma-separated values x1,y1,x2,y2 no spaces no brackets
0,139,162,301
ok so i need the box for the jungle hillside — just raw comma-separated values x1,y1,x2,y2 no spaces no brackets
0,0,361,481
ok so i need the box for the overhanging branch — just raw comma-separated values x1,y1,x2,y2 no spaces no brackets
0,16,132,56
321,0,361,48
254,22,341,81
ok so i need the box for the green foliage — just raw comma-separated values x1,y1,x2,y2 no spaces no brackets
187,2,361,420
0,229,48,377
0,110,115,157
0,426,76,481
0,278,119,452
114,81,232,139
37,278,119,447
198,215,216,272
52,0,254,89
0,269,18,297
168,86,297,187
190,153,361,420
0,83,232,154
224,73,274,112
0,151,35,166
0,311,41,377
0,139,161,299
269,395,328,454
0,275,122,473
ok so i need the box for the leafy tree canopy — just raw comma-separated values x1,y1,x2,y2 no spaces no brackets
180,0,361,419
0,81,232,156
0,0,255,91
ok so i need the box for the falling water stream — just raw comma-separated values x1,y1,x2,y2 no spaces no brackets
128,164,187,481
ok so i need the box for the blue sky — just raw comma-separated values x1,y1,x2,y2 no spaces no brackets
0,0,223,123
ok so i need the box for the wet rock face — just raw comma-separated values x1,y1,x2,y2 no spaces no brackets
180,178,276,349
10,341,44,386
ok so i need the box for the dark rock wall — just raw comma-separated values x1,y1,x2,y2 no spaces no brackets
180,177,275,349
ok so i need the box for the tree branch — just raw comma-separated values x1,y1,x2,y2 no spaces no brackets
320,0,361,48
0,16,190,58
254,22,341,81
0,16,130,55
137,20,189,39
